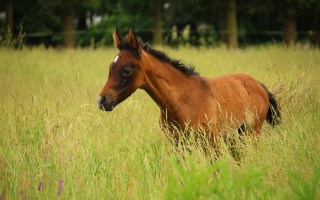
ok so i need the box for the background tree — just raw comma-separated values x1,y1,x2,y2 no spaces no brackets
1,0,319,47
153,0,163,45
238,0,320,46
226,0,238,49
5,0,13,33
61,0,76,47
278,0,319,46
61,0,101,47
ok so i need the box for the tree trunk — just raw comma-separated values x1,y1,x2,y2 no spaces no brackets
153,0,163,45
218,9,228,46
226,0,238,49
5,0,13,33
62,0,76,48
283,14,297,47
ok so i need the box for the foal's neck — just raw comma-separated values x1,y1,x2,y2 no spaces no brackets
140,51,198,115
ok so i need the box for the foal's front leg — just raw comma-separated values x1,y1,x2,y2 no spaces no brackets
159,114,179,145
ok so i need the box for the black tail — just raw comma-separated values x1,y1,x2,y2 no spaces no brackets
259,83,281,126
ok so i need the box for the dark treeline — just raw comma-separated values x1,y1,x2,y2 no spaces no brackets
1,0,320,48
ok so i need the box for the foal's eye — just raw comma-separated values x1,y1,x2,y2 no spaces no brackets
122,67,133,76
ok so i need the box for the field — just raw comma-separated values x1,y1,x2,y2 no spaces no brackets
0,45,320,199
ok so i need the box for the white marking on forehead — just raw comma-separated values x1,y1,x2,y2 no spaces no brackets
113,55,119,63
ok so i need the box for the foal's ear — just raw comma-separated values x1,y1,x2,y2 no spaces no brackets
113,29,123,50
127,29,141,52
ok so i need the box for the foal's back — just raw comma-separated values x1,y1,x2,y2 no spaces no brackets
203,74,269,135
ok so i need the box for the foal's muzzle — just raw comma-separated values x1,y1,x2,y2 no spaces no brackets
97,95,115,111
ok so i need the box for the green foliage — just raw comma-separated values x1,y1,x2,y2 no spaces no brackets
170,160,268,200
289,170,320,200
0,46,319,199
69,0,155,46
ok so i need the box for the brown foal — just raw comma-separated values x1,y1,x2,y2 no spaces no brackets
98,29,281,156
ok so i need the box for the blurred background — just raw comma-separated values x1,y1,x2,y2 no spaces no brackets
0,0,320,48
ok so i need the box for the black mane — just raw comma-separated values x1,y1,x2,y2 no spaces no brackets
118,38,199,76
142,43,199,76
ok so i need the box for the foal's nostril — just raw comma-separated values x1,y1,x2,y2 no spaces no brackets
97,96,106,104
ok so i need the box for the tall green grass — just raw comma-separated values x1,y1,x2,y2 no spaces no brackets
0,46,319,199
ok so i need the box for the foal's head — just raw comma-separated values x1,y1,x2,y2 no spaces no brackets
98,29,144,111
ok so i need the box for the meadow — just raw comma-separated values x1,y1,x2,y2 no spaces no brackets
0,45,319,199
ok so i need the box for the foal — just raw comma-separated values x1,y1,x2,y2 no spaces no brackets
98,29,281,155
